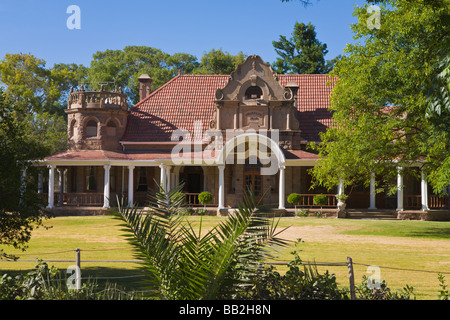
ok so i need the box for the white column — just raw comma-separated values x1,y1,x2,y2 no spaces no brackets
278,164,286,210
397,168,403,211
218,165,225,209
369,173,377,210
47,165,55,209
57,168,64,206
128,165,134,207
166,165,172,191
160,164,167,190
103,164,111,208
337,180,344,197
421,169,429,211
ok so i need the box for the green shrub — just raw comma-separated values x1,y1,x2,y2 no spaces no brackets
237,241,416,301
0,261,142,300
198,191,213,207
195,208,208,216
313,194,328,206
313,194,328,214
287,193,302,210
355,275,415,300
237,244,348,300
295,209,310,217
438,273,449,300
179,207,195,216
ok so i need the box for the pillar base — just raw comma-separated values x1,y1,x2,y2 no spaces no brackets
217,208,229,217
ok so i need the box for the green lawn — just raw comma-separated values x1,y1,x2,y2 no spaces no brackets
0,214,449,299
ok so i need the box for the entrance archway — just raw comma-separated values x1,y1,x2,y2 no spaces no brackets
215,132,286,210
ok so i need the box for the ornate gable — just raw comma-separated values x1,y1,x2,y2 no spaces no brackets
215,55,293,103
211,55,300,150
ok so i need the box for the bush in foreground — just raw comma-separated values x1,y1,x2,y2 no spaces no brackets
0,260,142,300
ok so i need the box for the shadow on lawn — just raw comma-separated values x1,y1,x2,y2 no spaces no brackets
406,225,450,240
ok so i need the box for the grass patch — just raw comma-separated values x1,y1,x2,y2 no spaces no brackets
0,215,449,300
339,220,450,239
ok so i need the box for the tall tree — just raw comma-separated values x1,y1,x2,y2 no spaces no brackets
272,22,337,74
309,0,450,195
194,49,247,75
0,53,72,154
87,46,174,105
0,54,59,115
167,53,199,75
0,89,51,259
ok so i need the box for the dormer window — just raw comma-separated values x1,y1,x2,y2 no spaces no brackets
245,86,263,100
86,120,98,138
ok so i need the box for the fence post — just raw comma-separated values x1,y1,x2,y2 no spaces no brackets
75,248,81,290
347,256,356,300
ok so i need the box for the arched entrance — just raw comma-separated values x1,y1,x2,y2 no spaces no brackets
216,132,287,210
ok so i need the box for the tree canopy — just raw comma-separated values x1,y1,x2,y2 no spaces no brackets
309,0,450,195
194,49,247,75
272,21,339,74
0,89,51,259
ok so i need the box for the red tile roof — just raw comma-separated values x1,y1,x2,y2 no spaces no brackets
280,75,336,141
45,74,335,162
284,150,320,160
44,149,320,162
122,75,229,143
121,74,336,143
43,150,217,162
44,150,130,161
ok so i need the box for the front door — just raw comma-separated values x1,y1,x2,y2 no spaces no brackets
180,166,204,205
243,160,263,201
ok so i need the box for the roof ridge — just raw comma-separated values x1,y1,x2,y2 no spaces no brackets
179,74,229,77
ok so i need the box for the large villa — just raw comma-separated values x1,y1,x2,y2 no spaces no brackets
34,55,449,219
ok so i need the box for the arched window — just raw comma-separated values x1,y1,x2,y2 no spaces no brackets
106,120,117,137
86,120,98,138
245,86,263,100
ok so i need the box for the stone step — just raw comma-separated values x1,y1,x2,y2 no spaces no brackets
346,210,397,220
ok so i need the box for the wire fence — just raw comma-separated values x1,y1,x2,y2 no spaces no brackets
1,247,449,299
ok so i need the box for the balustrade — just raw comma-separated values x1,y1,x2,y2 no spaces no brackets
68,88,128,110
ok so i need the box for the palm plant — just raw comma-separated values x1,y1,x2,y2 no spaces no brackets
114,183,288,300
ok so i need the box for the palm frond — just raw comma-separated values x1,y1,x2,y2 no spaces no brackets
112,182,290,300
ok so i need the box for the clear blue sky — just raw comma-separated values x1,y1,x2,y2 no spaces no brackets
0,0,368,68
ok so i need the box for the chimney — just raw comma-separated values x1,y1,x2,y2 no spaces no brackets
138,74,153,101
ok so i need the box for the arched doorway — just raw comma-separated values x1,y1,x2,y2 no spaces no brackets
216,132,287,210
